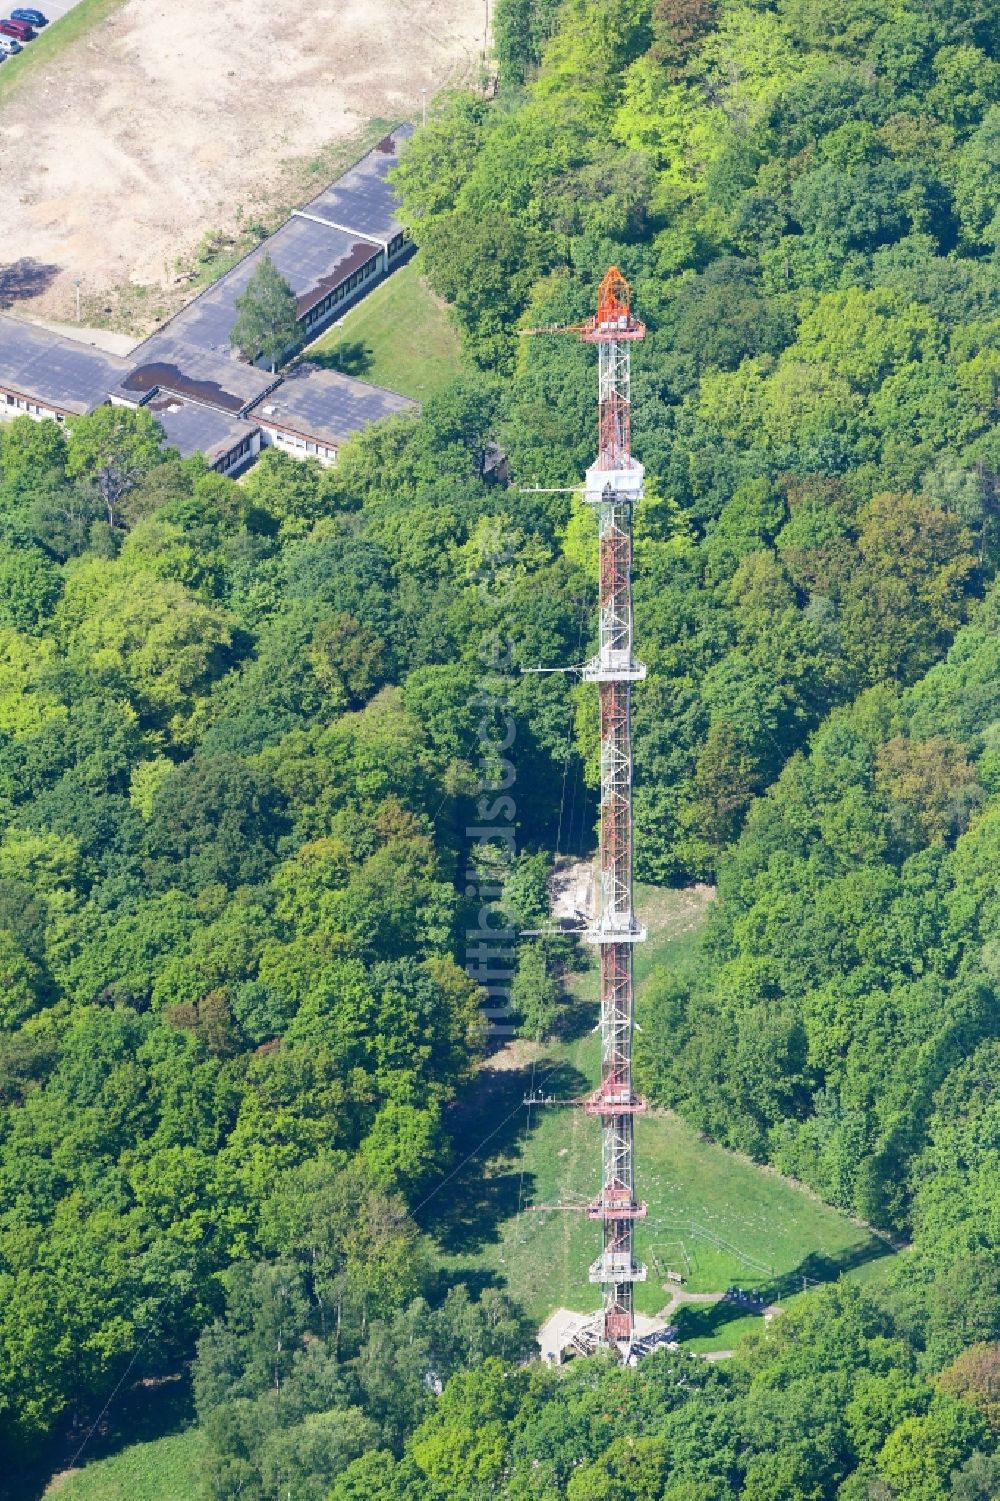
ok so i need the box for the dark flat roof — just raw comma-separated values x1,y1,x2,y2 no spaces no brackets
119,130,413,414
248,362,417,448
116,343,277,413
145,389,259,463
304,124,414,243
0,314,128,414
256,217,380,319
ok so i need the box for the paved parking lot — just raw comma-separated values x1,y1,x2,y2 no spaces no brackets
1,0,76,33
35,0,79,22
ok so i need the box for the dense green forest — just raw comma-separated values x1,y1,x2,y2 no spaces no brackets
4,0,1000,1494
0,388,573,1487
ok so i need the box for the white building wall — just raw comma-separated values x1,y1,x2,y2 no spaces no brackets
295,250,386,348
258,423,337,467
0,388,68,423
387,232,410,264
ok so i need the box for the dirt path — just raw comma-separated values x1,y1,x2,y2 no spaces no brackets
550,857,595,925
658,1289,725,1319
0,0,483,326
657,1288,784,1318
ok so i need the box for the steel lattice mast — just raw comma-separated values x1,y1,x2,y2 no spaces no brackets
580,269,647,1349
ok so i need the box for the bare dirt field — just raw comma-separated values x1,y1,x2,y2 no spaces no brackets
0,0,484,330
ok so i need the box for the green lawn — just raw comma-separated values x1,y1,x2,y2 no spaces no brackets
0,0,125,107
306,259,461,401
45,1431,205,1501
636,882,713,983
673,1305,767,1353
433,885,895,1349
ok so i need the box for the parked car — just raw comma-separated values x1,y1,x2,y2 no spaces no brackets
0,32,21,49
10,7,46,22
0,17,34,38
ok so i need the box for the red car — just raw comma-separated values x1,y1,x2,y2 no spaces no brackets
0,17,34,38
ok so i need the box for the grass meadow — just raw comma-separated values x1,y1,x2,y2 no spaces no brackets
43,1431,205,1501
307,259,461,401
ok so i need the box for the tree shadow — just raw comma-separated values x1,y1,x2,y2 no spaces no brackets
1,1373,195,1501
671,1235,898,1349
311,338,373,379
672,1300,760,1346
769,1237,897,1299
0,258,61,308
424,1055,589,1258
555,987,598,1044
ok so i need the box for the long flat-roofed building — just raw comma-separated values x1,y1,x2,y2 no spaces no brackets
0,314,128,423
0,316,262,476
304,126,414,241
114,348,279,416
126,215,383,375
302,125,414,264
123,124,415,384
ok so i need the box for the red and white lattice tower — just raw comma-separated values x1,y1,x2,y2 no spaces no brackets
580,268,647,1349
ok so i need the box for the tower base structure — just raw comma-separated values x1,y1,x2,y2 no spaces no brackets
537,1306,679,1366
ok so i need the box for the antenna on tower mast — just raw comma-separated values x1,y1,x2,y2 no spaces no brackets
523,268,647,1354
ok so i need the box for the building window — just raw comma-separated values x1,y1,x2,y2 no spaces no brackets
220,435,252,472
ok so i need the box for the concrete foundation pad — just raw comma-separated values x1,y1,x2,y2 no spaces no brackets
21,318,141,358
537,1307,600,1363
537,1307,676,1364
